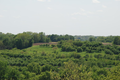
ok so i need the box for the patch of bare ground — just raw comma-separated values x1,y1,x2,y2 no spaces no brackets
102,43,112,45
102,43,120,46
33,42,58,46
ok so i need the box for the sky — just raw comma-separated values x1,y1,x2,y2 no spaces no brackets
0,0,120,36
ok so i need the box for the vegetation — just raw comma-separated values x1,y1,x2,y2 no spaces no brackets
1,32,120,80
0,32,74,50
75,35,115,43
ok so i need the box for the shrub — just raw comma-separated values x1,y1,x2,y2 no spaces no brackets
110,48,119,55
84,54,89,58
86,48,93,53
61,45,75,52
77,47,83,52
94,54,103,59
51,44,56,48
81,45,86,51
70,53,81,59
105,49,114,55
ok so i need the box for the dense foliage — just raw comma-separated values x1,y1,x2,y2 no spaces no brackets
0,39,120,80
75,35,115,43
1,32,120,80
113,36,120,45
0,32,74,50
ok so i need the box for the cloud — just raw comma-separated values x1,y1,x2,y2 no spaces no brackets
13,16,21,18
115,0,120,1
102,5,107,8
71,12,87,16
80,8,85,12
103,20,107,22
97,10,103,12
38,0,50,2
48,0,51,2
71,11,94,16
92,0,100,3
72,17,76,19
0,15,4,17
88,12,94,14
38,0,46,2
47,7,52,10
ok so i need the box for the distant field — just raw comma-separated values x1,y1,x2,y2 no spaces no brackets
33,42,58,46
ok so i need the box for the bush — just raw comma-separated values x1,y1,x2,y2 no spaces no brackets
70,53,81,59
73,41,83,46
95,47,102,53
105,49,114,55
86,48,93,53
110,48,119,55
77,47,83,52
94,54,103,59
51,44,56,48
84,54,89,58
61,45,75,52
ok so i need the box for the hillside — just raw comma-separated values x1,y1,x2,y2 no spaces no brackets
1,40,120,80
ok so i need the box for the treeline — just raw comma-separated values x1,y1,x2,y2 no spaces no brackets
89,36,115,43
0,32,74,49
75,35,115,43
74,35,96,41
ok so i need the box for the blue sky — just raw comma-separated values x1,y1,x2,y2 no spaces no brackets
0,0,120,36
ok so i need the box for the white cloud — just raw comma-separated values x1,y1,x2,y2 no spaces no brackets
115,0,120,1
103,20,107,22
97,10,103,12
71,12,87,16
3,10,7,12
72,17,76,19
0,15,4,17
88,12,94,14
47,7,52,10
48,0,51,2
92,0,100,3
102,5,107,8
38,0,46,2
80,8,85,12
13,16,21,18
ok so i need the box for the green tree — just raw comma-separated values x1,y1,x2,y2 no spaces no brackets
89,37,96,42
27,62,41,75
15,33,33,49
0,60,8,80
39,32,46,42
113,36,120,45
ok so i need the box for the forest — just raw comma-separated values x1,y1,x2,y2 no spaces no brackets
0,32,120,80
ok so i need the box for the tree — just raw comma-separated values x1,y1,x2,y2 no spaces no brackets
0,61,8,80
77,47,83,52
113,36,120,45
39,32,46,42
15,33,34,49
27,62,41,75
32,33,40,43
89,37,96,42
0,41,5,49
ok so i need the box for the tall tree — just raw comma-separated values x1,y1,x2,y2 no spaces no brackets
15,33,34,49
113,36,120,45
